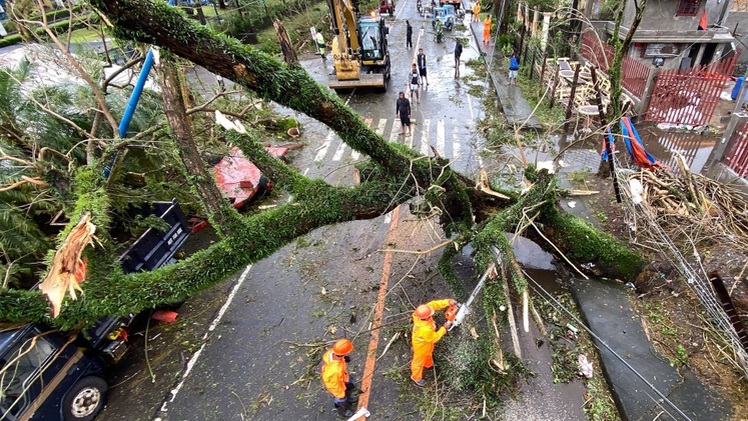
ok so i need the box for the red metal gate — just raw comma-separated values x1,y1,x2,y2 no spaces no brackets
645,54,738,126
724,120,748,178
580,31,650,99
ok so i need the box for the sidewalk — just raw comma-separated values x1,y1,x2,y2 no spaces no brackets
466,19,734,421
468,19,541,130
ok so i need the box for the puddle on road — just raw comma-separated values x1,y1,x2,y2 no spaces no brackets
636,123,718,174
509,234,563,294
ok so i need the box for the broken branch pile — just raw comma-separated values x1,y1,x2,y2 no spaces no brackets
624,167,748,251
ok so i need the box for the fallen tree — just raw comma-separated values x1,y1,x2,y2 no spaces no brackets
0,0,642,331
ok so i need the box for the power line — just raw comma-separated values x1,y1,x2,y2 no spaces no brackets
522,269,694,421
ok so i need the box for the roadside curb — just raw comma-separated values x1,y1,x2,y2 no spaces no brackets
466,19,542,130
570,278,732,421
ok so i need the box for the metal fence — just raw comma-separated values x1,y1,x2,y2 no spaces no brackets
580,31,650,99
724,119,748,177
645,54,739,126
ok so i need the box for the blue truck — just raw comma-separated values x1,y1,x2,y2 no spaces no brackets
0,200,190,421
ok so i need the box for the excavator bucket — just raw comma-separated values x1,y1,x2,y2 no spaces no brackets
334,59,361,81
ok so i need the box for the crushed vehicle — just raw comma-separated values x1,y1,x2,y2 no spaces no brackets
0,200,190,421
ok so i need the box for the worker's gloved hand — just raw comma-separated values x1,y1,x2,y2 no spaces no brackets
344,356,351,363
443,321,452,330
448,299,458,307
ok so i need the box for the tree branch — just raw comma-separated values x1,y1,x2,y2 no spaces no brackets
34,0,120,133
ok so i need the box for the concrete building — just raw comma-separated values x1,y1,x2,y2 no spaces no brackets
581,0,738,71
722,0,748,70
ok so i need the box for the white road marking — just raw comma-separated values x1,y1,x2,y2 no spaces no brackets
332,142,347,161
436,119,445,156
420,118,430,155
390,120,402,143
452,124,460,159
376,118,387,135
344,89,356,105
413,29,424,63
384,211,392,224
467,92,474,120
157,265,253,416
315,132,334,162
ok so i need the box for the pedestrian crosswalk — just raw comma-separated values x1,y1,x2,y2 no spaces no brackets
313,117,474,164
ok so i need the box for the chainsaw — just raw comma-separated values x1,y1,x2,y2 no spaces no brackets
444,267,492,331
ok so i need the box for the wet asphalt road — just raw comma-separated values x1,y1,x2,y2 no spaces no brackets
300,2,486,184
147,3,499,421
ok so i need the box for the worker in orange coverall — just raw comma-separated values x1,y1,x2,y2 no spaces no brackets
482,15,492,44
410,298,458,386
321,339,358,418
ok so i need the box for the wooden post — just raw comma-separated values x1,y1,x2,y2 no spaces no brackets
539,51,548,87
549,65,560,108
195,6,207,25
522,41,529,67
563,65,582,133
529,50,536,80
590,66,622,203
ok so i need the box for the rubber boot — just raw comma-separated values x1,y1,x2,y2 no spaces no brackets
335,401,353,418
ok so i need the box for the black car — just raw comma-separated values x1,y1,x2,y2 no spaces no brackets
0,200,191,421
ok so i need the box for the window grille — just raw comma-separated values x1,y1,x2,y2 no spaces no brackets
676,0,701,16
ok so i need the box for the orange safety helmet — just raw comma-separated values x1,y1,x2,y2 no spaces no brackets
415,304,434,320
332,339,354,355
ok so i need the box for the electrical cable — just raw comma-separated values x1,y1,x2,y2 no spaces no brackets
612,152,748,378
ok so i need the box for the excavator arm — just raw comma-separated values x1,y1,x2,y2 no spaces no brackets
328,0,360,53
325,0,390,89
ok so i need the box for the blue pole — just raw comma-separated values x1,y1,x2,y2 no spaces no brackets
118,50,154,138
106,0,174,179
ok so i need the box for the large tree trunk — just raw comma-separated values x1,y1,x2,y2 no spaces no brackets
0,0,644,327
94,0,413,179
155,54,242,236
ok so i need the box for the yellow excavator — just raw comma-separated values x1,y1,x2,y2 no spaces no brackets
326,0,391,91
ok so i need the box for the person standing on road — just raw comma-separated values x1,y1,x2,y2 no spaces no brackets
409,63,421,104
410,298,458,387
396,91,412,136
472,1,481,22
315,30,326,60
321,339,358,418
482,15,492,44
508,50,520,85
406,20,413,49
454,39,463,77
417,48,429,86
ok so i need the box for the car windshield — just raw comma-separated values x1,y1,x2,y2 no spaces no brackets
1,330,56,419
361,24,380,51
360,23,383,60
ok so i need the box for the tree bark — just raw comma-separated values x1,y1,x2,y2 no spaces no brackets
0,0,644,326
274,20,298,65
155,54,242,236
